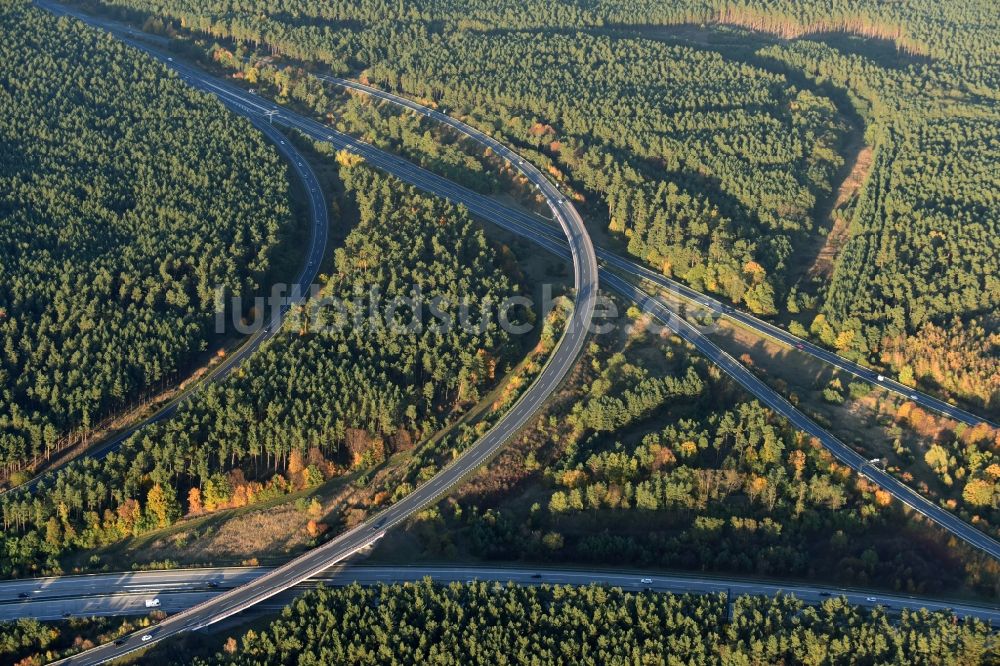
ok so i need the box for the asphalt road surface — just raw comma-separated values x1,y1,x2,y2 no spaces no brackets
603,272,1000,562
318,75,996,431
161,52,1000,561
30,3,1000,662
295,72,1000,561
190,75,1000,561
38,3,598,664
4,565,998,624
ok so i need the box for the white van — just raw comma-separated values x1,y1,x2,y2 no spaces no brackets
144,598,161,608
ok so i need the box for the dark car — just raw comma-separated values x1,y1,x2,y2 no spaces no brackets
531,574,543,579
207,581,219,588
62,612,72,618
114,640,126,646
819,592,831,597
18,592,29,599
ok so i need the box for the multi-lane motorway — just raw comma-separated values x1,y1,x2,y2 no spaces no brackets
5,565,999,624
39,3,598,664
149,58,1000,561
144,46,1000,562
298,73,1000,559
30,2,1000,662
319,75,996,431
604,273,1000,559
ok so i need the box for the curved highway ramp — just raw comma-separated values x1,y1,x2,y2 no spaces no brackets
32,3,1000,663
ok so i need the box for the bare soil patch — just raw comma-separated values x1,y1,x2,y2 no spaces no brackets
808,145,873,278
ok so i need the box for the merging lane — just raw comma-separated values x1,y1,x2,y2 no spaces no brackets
39,2,598,664
4,565,998,624
135,44,1000,561
320,75,996,430
223,77,1000,560
31,4,1000,662
40,0,997,434
292,74,1000,559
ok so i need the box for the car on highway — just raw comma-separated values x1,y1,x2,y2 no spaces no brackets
52,14,1000,663
114,640,126,646
370,517,387,532
910,394,919,400
141,634,153,642
819,592,831,597
531,573,543,579
866,596,877,602
640,578,653,584
18,592,29,599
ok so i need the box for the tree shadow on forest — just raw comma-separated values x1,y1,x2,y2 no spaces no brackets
804,32,932,71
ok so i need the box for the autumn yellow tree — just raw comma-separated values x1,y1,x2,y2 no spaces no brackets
145,484,181,529
187,487,203,516
306,519,325,538
963,479,996,508
747,475,769,503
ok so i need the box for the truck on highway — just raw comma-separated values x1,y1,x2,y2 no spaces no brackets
144,598,161,608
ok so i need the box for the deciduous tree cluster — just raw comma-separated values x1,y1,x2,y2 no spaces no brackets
449,336,987,595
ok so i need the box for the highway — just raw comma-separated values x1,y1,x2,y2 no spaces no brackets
603,272,1000,561
144,48,1000,561
319,75,996,431
31,3,1000,662
4,565,998,624
34,0,996,435
39,3,599,664
142,65,1000,562
285,74,1000,559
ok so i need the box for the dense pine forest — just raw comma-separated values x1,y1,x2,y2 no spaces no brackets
0,164,524,576
181,582,996,665
0,1,995,661
361,33,847,316
759,39,1000,408
0,1,292,478
3,583,993,664
87,0,999,408
82,0,1000,75
237,31,846,314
